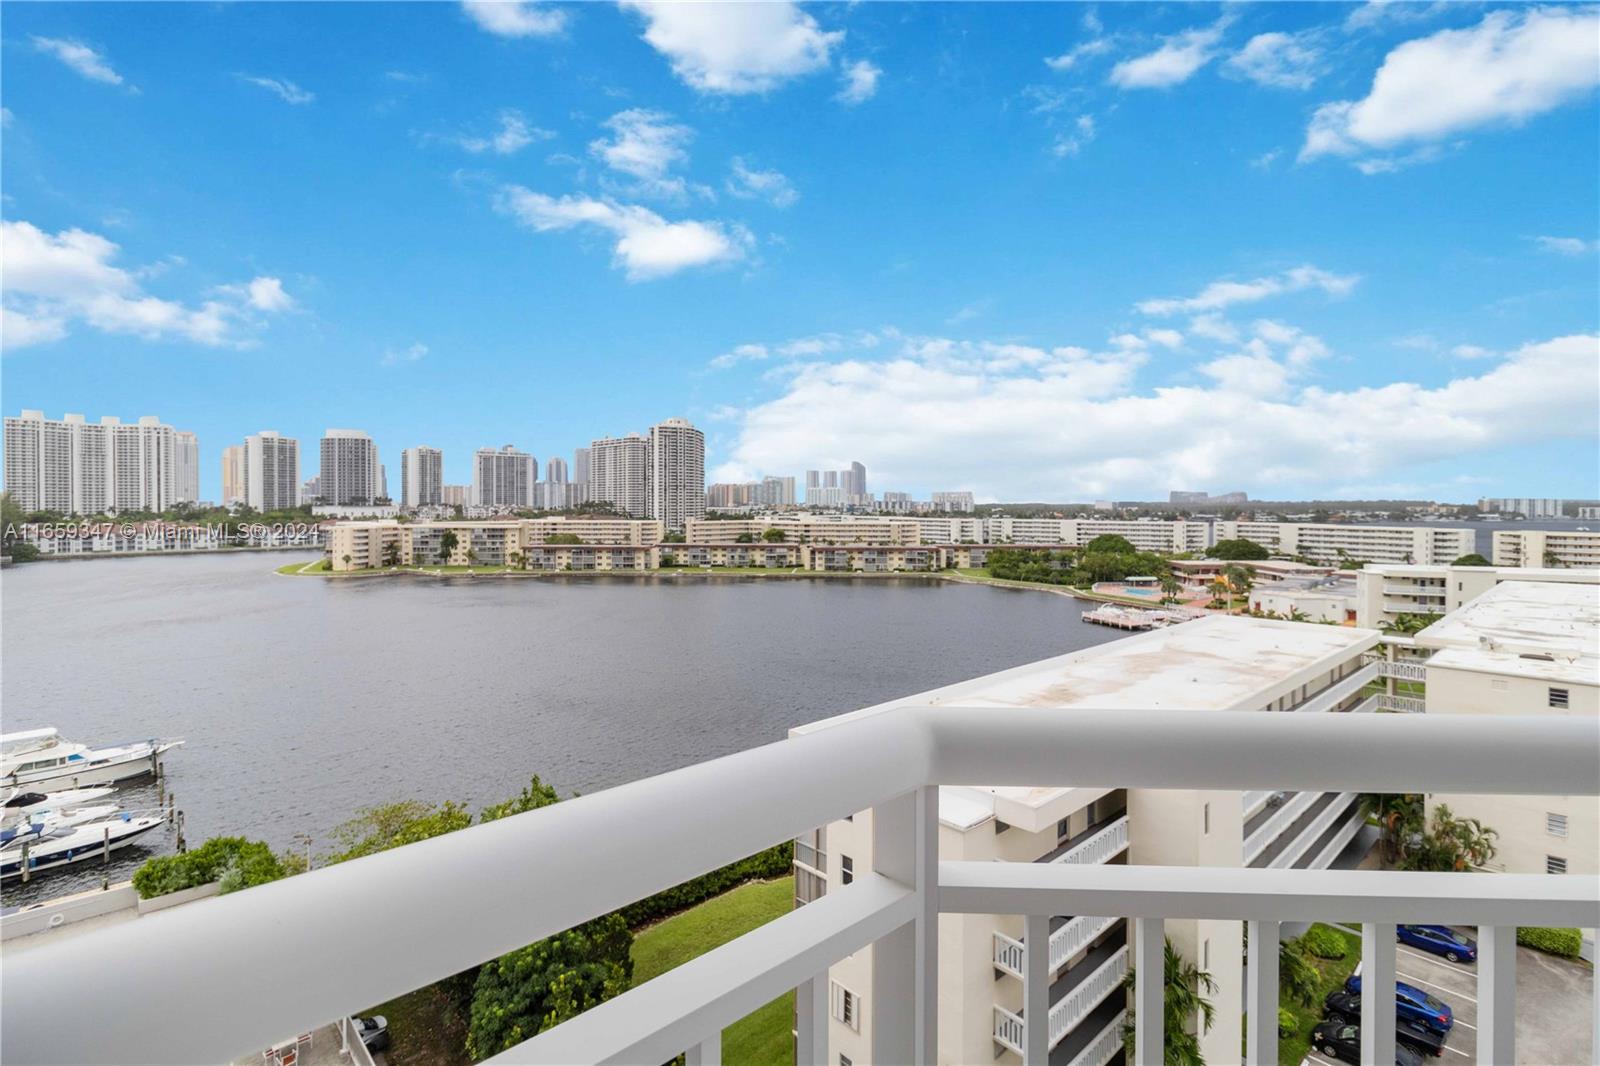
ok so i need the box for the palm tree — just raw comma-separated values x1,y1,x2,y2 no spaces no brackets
1543,550,1564,568
1287,607,1309,622
509,550,525,571
1207,577,1230,609
341,553,352,570
1222,564,1254,609
1279,938,1321,1008
439,529,460,564
1122,937,1217,1066
1159,573,1183,604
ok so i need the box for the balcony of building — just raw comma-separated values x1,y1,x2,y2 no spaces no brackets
3,708,1595,1066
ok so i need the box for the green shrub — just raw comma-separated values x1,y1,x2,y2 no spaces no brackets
1302,925,1348,960
1517,927,1582,958
131,836,288,899
619,843,792,928
1277,1006,1296,1037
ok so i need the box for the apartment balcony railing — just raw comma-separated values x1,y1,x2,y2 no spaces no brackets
1045,813,1129,867
1381,584,1447,597
4,709,1596,1066
1064,1007,1125,1066
1366,657,1428,681
1377,693,1427,713
1046,941,1129,1048
992,912,1123,988
1290,663,1381,713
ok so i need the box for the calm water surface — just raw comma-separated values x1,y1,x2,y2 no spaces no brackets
2,551,1123,902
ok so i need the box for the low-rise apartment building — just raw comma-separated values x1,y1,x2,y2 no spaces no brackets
1411,581,1599,956
1216,521,1475,564
802,545,944,572
1491,528,1600,569
686,515,922,546
326,517,665,570
664,543,803,568
793,616,1382,1066
1354,563,1600,628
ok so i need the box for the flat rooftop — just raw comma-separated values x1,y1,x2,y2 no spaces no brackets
793,615,1379,828
1416,580,1600,684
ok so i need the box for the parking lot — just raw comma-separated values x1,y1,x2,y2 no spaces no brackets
1303,932,1594,1065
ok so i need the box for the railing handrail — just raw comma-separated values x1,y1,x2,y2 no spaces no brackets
4,709,1596,1065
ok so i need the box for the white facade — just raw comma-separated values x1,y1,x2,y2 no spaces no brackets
589,434,649,518
1478,497,1568,518
1492,528,1600,569
647,418,706,532
1354,563,1600,628
930,491,975,513
244,431,300,512
402,446,444,508
173,431,200,504
319,429,382,506
795,616,1382,1066
1217,521,1475,564
472,446,536,510
2,410,192,514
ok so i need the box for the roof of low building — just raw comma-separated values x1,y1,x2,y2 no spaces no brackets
1415,580,1599,684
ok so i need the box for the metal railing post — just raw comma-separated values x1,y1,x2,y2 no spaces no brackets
685,1036,721,1066
1360,923,1396,1066
1023,913,1050,1065
1133,917,1164,1065
794,972,828,1066
870,788,934,1064
1246,919,1279,1065
1477,925,1515,1065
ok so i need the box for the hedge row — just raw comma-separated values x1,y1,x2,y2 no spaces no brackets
131,837,288,899
1517,927,1583,959
620,843,792,928
1302,924,1348,960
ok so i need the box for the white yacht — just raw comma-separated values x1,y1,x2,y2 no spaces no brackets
1,812,167,882
2,786,117,824
0,803,123,843
0,729,182,791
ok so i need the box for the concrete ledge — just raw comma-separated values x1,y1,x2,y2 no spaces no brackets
136,881,221,914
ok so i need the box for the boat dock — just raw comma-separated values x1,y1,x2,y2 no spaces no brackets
1081,605,1203,630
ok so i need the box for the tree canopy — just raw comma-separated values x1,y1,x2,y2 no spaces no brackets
1450,553,1492,567
1083,533,1137,554
1207,538,1269,561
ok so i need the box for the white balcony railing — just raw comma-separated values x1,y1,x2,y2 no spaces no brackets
4,709,1596,1066
1291,662,1381,713
1049,912,1120,974
1378,693,1427,713
1065,1008,1126,1066
1050,813,1129,866
993,1004,1026,1055
993,930,1025,977
1371,658,1428,681
1047,942,1129,1049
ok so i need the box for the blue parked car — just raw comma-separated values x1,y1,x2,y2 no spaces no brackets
1343,975,1454,1032
1398,925,1477,963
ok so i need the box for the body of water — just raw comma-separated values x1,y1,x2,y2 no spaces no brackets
2,552,1123,903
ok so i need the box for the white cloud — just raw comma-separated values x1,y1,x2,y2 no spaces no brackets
0,220,291,351
836,60,881,105
710,330,883,369
1225,31,1322,90
1188,313,1239,343
1052,114,1097,158
713,330,1600,499
1451,344,1496,359
1301,8,1600,164
459,109,550,154
382,342,429,366
31,36,126,87
589,110,694,197
1343,1,1449,34
1250,148,1283,170
620,0,841,94
1533,235,1600,256
494,185,750,280
461,0,567,38
1109,17,1231,89
1046,37,1113,72
239,75,315,105
1144,328,1184,349
726,157,798,208
1138,265,1359,316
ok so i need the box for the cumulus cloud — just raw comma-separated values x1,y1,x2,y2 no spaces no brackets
31,36,126,87
1109,16,1231,89
1533,235,1600,256
0,220,292,351
239,75,315,105
712,330,1599,499
1301,8,1600,165
1225,31,1322,90
1046,37,1113,73
589,109,696,198
1138,265,1359,316
710,330,883,369
1052,114,1097,158
836,60,881,105
461,0,567,38
382,342,429,366
458,109,551,154
1451,344,1496,360
726,157,798,208
494,185,750,280
620,0,841,94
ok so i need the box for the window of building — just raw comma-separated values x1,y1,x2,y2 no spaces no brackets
1202,938,1210,969
841,855,853,885
1057,817,1071,841
1549,687,1570,709
1547,812,1569,837
1203,803,1210,835
1547,855,1568,875
830,981,860,1031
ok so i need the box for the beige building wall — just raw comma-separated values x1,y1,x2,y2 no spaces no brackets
1492,529,1600,569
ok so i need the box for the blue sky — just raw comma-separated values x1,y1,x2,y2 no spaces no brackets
3,1,1598,503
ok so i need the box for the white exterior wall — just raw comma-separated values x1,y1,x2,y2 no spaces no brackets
1354,564,1600,628
1493,529,1600,569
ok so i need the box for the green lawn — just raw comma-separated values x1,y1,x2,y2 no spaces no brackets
632,877,795,1065
1276,923,1363,1066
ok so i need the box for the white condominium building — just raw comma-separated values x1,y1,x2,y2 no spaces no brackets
2,410,193,514
243,431,301,512
1354,562,1600,628
221,445,246,506
1477,497,1567,518
1492,528,1600,569
647,418,706,532
319,429,383,506
589,434,649,518
793,617,1382,1066
473,445,536,510
687,514,922,546
931,490,975,513
402,446,444,508
1216,521,1475,564
1409,581,1598,954
327,516,664,569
